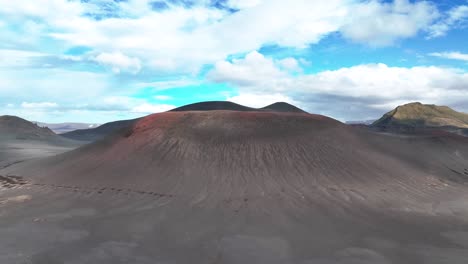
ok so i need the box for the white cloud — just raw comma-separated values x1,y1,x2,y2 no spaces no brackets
209,51,288,89
210,52,468,114
97,96,175,114
297,64,468,101
449,5,468,21
134,79,200,90
21,102,58,109
131,103,175,113
0,68,111,101
0,49,46,68
47,5,227,72
1,1,466,121
278,58,302,72
1,107,127,124
0,0,83,20
0,0,446,74
2,95,176,122
341,0,438,46
93,52,142,74
154,95,172,100
226,0,263,9
0,49,85,70
227,93,298,108
429,51,468,62
428,5,468,38
298,58,311,67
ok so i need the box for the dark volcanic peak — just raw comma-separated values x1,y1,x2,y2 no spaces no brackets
170,101,308,113
0,115,55,139
170,101,255,112
10,111,347,191
260,102,307,113
6,109,468,211
62,101,308,142
372,102,468,131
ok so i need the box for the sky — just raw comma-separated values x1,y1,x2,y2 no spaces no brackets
0,0,467,123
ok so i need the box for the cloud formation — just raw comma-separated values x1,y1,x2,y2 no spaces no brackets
0,0,467,122
429,51,468,62
428,4,468,38
21,102,58,109
210,51,468,120
93,52,142,74
227,93,298,109
341,0,438,46
0,0,455,73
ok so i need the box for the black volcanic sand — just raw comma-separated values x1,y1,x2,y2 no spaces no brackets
2,111,468,263
0,141,78,170
0,135,83,169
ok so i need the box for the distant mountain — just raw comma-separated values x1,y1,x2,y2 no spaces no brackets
34,122,100,134
345,119,376,125
0,115,56,140
0,115,82,168
61,118,141,142
0,115,83,144
372,102,468,135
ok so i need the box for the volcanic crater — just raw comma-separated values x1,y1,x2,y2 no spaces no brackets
2,102,468,264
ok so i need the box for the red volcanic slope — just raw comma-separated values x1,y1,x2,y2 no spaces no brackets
7,110,468,208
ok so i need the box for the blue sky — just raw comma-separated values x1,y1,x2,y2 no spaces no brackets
0,0,467,123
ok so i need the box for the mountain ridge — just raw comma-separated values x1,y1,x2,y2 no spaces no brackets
34,122,101,134
372,102,468,132
0,115,56,140
0,115,83,168
61,118,140,142
170,101,306,113
62,101,308,142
